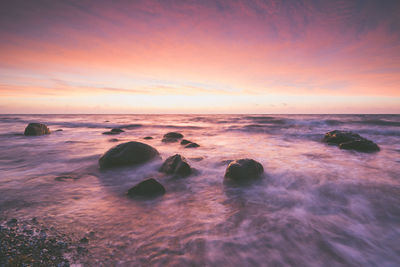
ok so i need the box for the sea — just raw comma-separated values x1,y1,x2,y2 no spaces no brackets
0,114,399,266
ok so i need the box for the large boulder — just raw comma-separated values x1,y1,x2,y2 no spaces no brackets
224,158,264,182
323,130,379,152
127,178,165,197
159,154,191,177
99,141,160,169
162,132,184,143
24,123,51,136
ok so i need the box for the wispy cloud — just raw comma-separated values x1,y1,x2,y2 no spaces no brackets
0,0,399,112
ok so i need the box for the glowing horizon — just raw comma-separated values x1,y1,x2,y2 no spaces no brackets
1,0,399,114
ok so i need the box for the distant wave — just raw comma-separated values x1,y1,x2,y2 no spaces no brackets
351,119,400,127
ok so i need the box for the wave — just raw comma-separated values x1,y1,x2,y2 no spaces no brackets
351,119,400,127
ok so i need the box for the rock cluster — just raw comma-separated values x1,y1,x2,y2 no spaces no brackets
97,129,381,198
324,130,380,152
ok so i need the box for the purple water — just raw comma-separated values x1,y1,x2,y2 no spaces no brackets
0,114,399,266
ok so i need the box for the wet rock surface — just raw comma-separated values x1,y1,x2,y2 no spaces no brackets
160,154,192,177
99,141,160,169
24,123,51,136
0,218,83,266
324,130,380,152
143,136,153,140
127,178,166,197
162,132,184,143
224,158,264,182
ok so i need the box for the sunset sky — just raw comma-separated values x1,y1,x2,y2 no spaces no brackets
0,0,399,113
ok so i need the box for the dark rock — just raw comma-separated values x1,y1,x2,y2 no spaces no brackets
162,132,184,143
102,131,119,135
102,128,124,135
164,132,183,139
144,136,153,140
127,178,165,197
323,130,362,144
109,138,119,142
24,123,51,136
7,218,17,226
160,154,191,177
324,130,379,152
55,129,63,132
224,159,264,182
111,128,124,133
99,141,160,169
77,246,88,254
185,142,199,148
54,176,76,182
180,139,191,145
339,140,380,152
79,237,89,244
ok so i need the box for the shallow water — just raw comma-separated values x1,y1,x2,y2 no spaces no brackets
0,114,399,266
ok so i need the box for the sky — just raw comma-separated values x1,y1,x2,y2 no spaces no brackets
0,0,399,114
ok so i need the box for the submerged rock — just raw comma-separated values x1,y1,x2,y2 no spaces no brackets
144,136,153,140
180,139,200,148
160,154,191,177
102,128,125,135
24,123,51,136
185,142,200,148
127,178,165,197
224,158,264,182
324,130,379,152
99,141,160,169
189,157,204,162
180,139,191,145
162,132,184,143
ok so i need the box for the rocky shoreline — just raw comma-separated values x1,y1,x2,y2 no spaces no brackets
0,218,88,267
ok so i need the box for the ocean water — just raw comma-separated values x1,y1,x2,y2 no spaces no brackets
0,114,399,266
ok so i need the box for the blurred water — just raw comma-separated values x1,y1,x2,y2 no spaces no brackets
0,114,399,266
